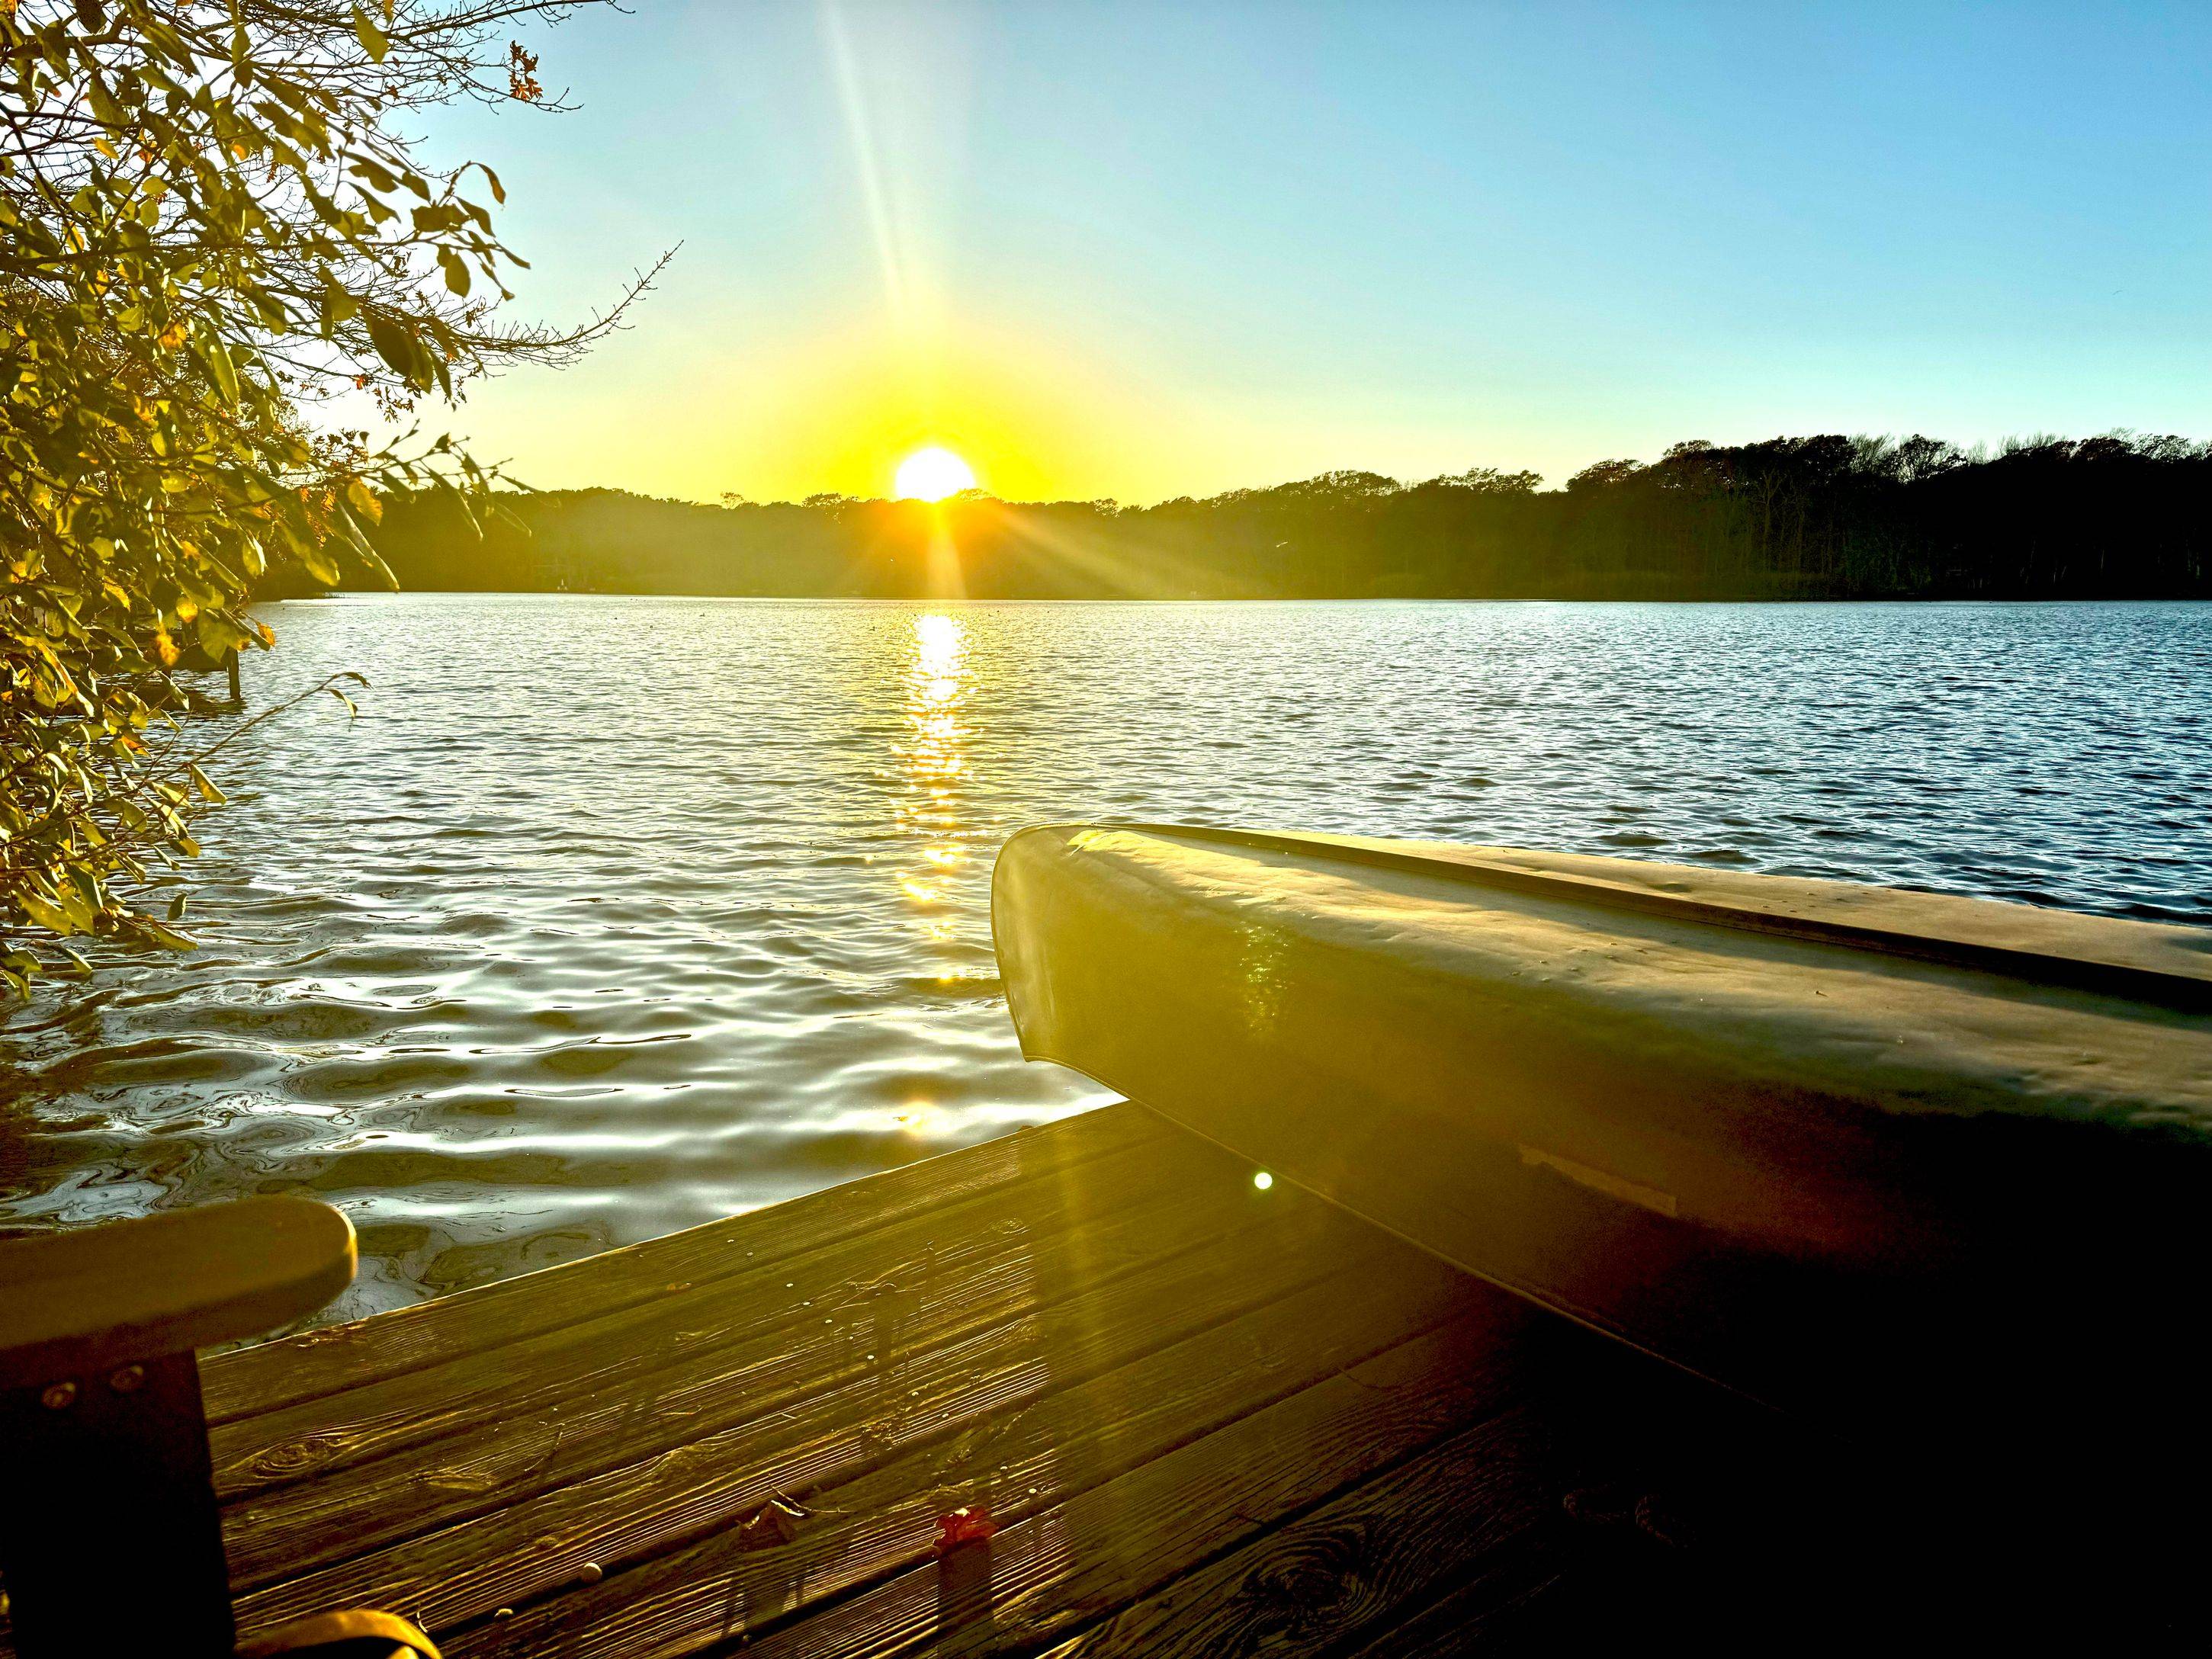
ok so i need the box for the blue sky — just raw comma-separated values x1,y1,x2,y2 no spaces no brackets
406,1,2212,503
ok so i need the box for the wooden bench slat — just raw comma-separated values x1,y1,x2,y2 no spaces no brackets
204,1105,1173,1424
0,1196,355,1388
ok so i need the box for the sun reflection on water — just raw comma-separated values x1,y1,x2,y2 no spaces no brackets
888,610,979,1134
900,611,971,807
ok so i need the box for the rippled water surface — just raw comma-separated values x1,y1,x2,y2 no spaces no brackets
5,595,2208,1321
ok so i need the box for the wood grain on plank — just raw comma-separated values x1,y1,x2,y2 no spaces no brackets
217,1125,1272,1589
1032,1407,1577,1657
1331,1565,1579,1657
1330,1369,1924,1657
425,1231,1494,1659
710,1304,1570,1659
218,1118,1223,1500
235,1180,1405,1638
204,1105,1173,1424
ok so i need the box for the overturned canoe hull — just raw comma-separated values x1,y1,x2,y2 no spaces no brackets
992,824,2212,1443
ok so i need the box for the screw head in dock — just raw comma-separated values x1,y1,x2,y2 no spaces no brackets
39,1380,76,1410
579,1561,604,1584
108,1363,145,1394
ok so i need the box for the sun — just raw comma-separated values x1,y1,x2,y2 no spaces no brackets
894,446,978,502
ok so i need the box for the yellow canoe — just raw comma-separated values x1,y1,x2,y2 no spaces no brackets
992,823,2212,1443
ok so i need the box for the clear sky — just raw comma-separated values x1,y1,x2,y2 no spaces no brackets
396,1,2212,505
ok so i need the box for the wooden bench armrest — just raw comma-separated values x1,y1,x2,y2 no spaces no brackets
0,1197,355,1389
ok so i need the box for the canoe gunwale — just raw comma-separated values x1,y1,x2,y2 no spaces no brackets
1055,821,2212,1012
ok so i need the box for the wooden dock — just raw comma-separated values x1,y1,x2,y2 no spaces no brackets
0,1102,2178,1654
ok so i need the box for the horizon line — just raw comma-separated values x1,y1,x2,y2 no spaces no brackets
486,424,2212,513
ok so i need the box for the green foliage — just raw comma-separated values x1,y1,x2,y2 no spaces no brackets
2,0,653,990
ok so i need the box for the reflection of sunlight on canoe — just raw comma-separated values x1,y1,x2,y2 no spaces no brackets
1240,921,1287,1038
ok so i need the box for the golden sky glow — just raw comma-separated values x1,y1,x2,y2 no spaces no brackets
436,308,1289,505
673,315,1268,505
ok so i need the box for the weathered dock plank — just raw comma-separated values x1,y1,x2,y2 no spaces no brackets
424,1224,1491,1657
236,1176,1428,1637
217,1116,1244,1584
203,1104,1177,1424
1029,1407,1566,1659
727,1308,1565,1659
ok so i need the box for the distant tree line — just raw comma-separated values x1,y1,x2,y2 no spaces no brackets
361,432,2212,602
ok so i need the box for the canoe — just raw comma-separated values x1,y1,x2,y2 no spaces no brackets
991,823,2212,1451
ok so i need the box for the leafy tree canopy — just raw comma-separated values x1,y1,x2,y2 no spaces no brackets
1,0,651,992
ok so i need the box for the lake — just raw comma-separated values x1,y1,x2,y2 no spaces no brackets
4,595,2207,1323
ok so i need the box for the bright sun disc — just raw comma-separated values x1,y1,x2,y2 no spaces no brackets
894,446,978,502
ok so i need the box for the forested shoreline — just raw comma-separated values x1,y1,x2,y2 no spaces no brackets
364,432,2212,601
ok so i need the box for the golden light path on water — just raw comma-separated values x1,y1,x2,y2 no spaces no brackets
1,595,2206,1324
889,611,974,1141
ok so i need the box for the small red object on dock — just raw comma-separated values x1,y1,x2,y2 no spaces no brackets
933,1505,997,1552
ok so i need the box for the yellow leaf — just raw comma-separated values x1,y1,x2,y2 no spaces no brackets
19,894,75,936
137,919,198,951
352,6,390,61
